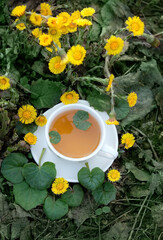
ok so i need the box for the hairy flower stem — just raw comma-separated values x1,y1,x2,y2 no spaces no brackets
85,162,90,170
38,148,46,168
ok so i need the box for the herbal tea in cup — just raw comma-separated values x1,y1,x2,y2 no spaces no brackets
45,103,118,162
49,109,101,158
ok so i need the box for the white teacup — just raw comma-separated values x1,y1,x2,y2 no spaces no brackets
45,103,118,162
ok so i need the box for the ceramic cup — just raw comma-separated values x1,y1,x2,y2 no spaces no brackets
45,103,118,162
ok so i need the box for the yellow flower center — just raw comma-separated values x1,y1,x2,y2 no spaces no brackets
19,23,24,27
125,139,131,145
39,117,44,122
66,93,73,99
35,16,40,22
50,29,57,35
62,16,68,23
111,172,118,179
23,111,31,119
69,22,76,29
44,37,49,43
56,183,64,190
131,22,139,31
73,51,82,60
0,78,7,85
28,136,34,143
54,63,61,69
110,41,119,50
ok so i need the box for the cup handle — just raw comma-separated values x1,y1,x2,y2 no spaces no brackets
98,144,118,159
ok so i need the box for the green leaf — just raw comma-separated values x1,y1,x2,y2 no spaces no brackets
87,89,111,113
151,203,163,228
125,162,150,182
61,184,84,207
102,206,110,213
101,0,130,36
88,22,101,41
121,86,155,126
22,162,56,190
30,79,64,109
130,186,150,198
95,208,103,215
73,111,91,130
44,197,68,220
114,97,130,120
13,181,47,211
19,77,30,91
156,86,163,116
16,122,38,135
31,61,47,76
92,182,116,205
1,153,28,184
49,131,61,144
78,167,105,191
102,222,130,240
140,59,163,87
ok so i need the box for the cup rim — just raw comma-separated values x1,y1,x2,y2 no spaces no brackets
45,103,106,161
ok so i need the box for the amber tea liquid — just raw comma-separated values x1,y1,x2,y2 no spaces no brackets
49,110,101,158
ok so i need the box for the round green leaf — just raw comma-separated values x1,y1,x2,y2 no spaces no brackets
95,208,103,215
114,97,130,120
44,197,68,220
78,167,105,191
92,182,116,205
102,206,110,213
1,153,28,184
13,181,47,211
49,131,61,144
73,111,92,130
61,184,84,207
22,162,56,190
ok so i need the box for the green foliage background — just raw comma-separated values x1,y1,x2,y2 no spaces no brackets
0,0,163,239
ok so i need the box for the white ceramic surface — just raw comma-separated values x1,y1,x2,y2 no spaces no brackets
31,100,118,182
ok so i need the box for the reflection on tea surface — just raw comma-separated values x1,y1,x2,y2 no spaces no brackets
49,110,101,158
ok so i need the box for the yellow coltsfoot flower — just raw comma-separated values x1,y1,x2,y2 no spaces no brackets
127,92,138,107
30,12,42,26
0,76,10,90
35,115,47,126
74,18,92,27
51,178,69,195
11,5,26,17
121,133,135,149
71,10,81,21
105,118,119,125
57,12,71,26
106,74,114,92
81,7,95,17
40,2,52,16
15,19,26,30
48,28,62,39
24,132,37,145
67,45,86,66
39,33,53,47
60,90,79,105
104,36,124,56
49,56,67,74
18,105,37,124
126,16,144,36
108,169,121,182
32,28,42,38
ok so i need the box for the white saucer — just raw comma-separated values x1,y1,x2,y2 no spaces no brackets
31,100,118,182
